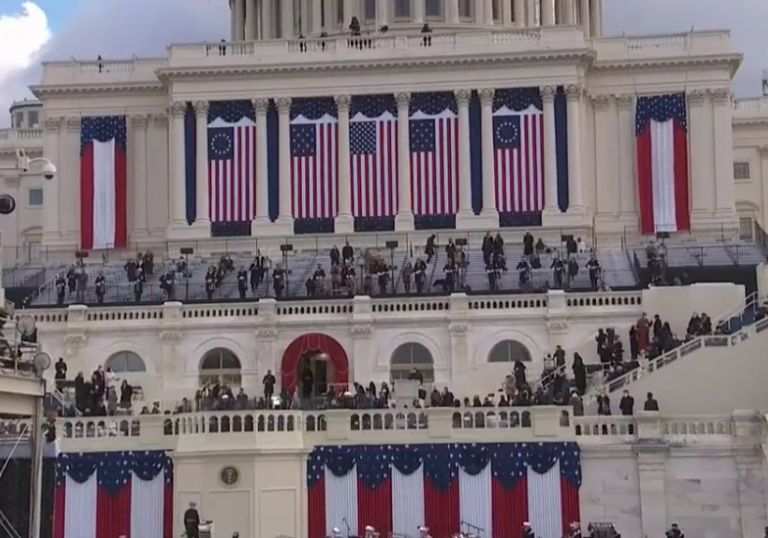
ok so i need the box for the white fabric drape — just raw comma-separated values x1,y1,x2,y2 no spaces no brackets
392,465,425,537
527,461,563,538
93,138,116,249
459,465,492,537
131,471,165,538
650,119,677,233
64,473,97,538
325,465,358,537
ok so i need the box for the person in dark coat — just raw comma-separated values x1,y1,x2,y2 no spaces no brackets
619,390,634,416
424,235,436,264
237,268,248,299
55,358,68,389
629,325,639,360
184,502,200,538
513,360,527,388
644,392,660,411
482,232,494,266
342,242,354,264
95,272,106,304
262,370,276,402
572,353,586,395
523,232,534,256
521,522,535,538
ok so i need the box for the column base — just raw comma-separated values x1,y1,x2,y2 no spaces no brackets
250,217,272,237
334,214,355,234
272,216,295,235
166,220,204,240
542,206,590,229
395,212,415,232
456,210,499,230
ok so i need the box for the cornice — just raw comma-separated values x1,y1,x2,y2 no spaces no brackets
732,117,768,127
31,82,166,98
592,53,743,75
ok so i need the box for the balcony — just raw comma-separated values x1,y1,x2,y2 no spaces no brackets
48,407,759,454
35,57,167,91
0,128,42,153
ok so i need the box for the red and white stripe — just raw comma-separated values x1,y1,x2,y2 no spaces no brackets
351,114,398,218
410,113,459,216
494,106,544,213
208,118,258,223
291,116,338,219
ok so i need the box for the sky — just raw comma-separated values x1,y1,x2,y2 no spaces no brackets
0,0,765,127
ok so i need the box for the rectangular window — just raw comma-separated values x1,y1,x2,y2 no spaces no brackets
28,188,43,207
363,0,376,21
394,0,411,19
733,162,751,181
14,112,23,128
425,0,443,19
459,0,473,19
28,111,39,127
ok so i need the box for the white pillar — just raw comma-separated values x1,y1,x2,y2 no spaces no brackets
761,146,768,228
311,0,323,33
169,102,187,227
712,88,735,219
563,0,574,24
565,84,584,212
479,88,498,219
526,0,537,25
688,90,714,218
542,0,555,25
376,0,389,28
42,117,62,243
455,90,473,221
448,0,460,23
193,101,211,231
253,98,270,228
590,0,602,36
541,86,559,215
413,0,425,24
277,97,294,224
343,0,355,25
244,0,256,39
395,92,414,231
335,95,354,232
131,115,149,238
281,0,294,38
514,0,525,25
592,96,617,221
234,0,246,40
230,0,238,40
617,94,637,221
636,451,669,538
262,0,274,39
483,0,494,24
579,0,591,35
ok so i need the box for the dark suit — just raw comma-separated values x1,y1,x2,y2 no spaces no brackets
184,507,200,538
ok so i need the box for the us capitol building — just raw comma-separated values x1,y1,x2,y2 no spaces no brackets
2,2,768,538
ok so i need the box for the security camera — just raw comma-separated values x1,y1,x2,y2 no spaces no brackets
42,161,57,180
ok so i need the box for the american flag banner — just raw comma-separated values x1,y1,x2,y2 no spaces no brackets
350,95,399,218
207,101,257,223
80,116,127,250
493,89,544,214
53,451,174,538
636,93,690,234
307,443,581,538
291,97,338,219
409,92,459,216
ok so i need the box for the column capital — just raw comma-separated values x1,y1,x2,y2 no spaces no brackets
540,85,557,101
564,84,583,100
130,115,149,129
687,89,706,105
334,94,351,110
591,94,611,110
66,117,81,132
757,145,768,157
153,114,169,128
252,98,270,114
615,94,634,108
276,97,292,113
478,88,495,104
395,92,411,107
43,117,63,133
709,87,730,104
193,101,210,116
454,89,472,105
169,102,187,118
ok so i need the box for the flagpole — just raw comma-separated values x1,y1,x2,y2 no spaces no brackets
29,383,44,538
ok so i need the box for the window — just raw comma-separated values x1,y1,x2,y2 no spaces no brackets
363,0,376,21
200,348,242,386
458,0,473,19
488,340,532,363
28,111,39,127
14,112,23,128
28,188,43,207
394,0,411,19
425,0,443,19
734,162,751,181
105,351,146,373
391,343,434,381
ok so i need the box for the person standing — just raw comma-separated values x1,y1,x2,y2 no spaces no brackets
572,353,586,396
619,390,634,416
263,369,276,402
402,260,413,294
95,272,106,304
414,258,427,294
54,358,68,390
237,267,248,300
523,231,534,256
183,502,200,538
644,392,659,411
424,234,436,264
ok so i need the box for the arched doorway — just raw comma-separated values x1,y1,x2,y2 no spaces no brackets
390,343,434,382
488,340,532,363
199,348,242,386
281,334,349,398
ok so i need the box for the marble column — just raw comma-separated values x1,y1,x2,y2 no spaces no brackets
761,146,768,227
193,101,211,232
230,0,238,41
262,0,273,39
542,0,555,25
562,0,574,24
501,0,512,25
169,102,187,227
541,86,559,215
447,0,460,23
483,0,494,24
514,0,525,25
590,0,602,36
42,117,62,243
395,92,414,231
455,90,473,223
277,97,294,225
376,0,389,27
244,0,258,39
635,448,669,538
63,118,82,241
234,0,246,40
479,88,498,220
712,88,736,217
592,95,617,220
131,115,149,238
688,90,715,217
335,95,354,232
253,98,271,228
343,0,355,24
281,0,294,38
413,0,425,24
616,94,637,222
579,0,591,35
565,84,584,212
526,0,537,26
311,0,323,33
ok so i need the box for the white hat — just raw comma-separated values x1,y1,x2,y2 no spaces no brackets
419,526,429,532
523,522,531,527
365,526,375,532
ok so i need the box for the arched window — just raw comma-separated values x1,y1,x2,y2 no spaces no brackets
199,348,242,386
488,340,532,363
105,351,146,373
391,343,434,381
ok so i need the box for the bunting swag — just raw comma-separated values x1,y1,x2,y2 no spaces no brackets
409,92,459,216
80,116,127,250
350,95,399,218
307,443,581,538
207,101,258,223
493,89,545,215
53,451,174,538
291,97,339,219
636,93,690,234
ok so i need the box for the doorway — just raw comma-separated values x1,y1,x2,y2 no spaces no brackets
299,352,330,400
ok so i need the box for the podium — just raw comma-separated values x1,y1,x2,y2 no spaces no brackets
394,379,421,408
